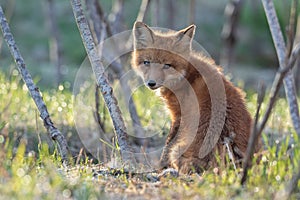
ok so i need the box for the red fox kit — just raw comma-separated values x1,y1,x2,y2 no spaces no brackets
131,21,261,174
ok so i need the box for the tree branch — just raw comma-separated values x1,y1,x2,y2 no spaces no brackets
240,40,300,185
257,44,300,136
0,6,69,164
86,0,146,146
262,0,300,136
70,0,135,162
241,0,300,182
286,0,297,58
241,83,265,185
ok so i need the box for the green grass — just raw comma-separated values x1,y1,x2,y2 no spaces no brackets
0,69,299,199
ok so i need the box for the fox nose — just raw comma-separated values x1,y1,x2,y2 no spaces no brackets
147,80,156,87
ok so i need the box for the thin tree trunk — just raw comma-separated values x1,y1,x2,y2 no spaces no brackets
166,0,174,29
70,0,135,162
241,0,300,186
86,0,146,146
262,0,300,136
0,6,69,163
151,0,159,26
189,0,196,24
0,0,15,54
241,44,300,185
136,0,151,22
46,0,63,85
294,15,300,94
94,84,106,133
220,0,244,72
262,0,300,199
295,59,300,94
109,0,124,33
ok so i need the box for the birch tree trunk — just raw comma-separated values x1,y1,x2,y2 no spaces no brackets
262,0,300,136
241,0,300,186
260,0,300,196
241,44,300,185
85,0,146,146
0,6,69,163
0,0,15,54
70,0,135,162
109,0,124,33
220,0,244,72
188,0,196,24
136,0,150,22
166,0,175,29
151,0,159,26
46,0,63,85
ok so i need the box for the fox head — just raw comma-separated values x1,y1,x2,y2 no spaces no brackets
131,21,196,90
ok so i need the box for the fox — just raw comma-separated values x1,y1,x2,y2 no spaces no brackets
131,21,261,174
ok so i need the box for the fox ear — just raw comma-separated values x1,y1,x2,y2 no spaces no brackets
133,21,154,49
175,24,196,44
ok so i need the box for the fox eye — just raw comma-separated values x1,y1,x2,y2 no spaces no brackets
163,64,171,69
143,60,150,66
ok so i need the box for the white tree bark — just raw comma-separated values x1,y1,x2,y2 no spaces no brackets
242,44,300,185
262,0,300,136
0,6,69,163
262,1,300,197
86,0,145,146
136,0,150,22
70,0,135,162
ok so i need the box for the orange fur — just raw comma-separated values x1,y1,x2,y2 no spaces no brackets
131,22,261,174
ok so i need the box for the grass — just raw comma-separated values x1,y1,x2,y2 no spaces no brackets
0,69,299,200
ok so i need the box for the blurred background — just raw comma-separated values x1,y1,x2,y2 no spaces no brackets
0,0,298,90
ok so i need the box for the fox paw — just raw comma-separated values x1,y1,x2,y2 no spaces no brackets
157,168,179,179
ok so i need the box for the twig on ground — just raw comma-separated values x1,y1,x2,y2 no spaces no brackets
75,148,84,165
0,6,69,164
223,137,237,171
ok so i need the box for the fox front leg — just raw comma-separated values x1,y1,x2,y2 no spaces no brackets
159,121,180,169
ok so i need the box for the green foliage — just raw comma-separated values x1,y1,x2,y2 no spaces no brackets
0,70,299,199
0,69,75,154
